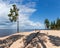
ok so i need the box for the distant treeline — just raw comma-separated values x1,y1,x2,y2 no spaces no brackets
44,18,60,30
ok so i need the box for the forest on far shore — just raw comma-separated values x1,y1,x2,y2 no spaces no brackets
44,18,60,30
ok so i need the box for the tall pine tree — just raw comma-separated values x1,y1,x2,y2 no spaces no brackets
8,4,19,33
44,19,50,29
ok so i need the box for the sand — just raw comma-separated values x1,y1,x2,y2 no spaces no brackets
0,30,60,48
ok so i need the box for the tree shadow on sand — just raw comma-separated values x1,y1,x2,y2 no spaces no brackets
48,35,60,46
24,32,47,48
0,35,24,48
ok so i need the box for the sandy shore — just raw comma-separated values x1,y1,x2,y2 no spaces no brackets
40,30,60,36
0,30,60,48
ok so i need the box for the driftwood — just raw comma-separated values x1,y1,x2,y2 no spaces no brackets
24,32,39,48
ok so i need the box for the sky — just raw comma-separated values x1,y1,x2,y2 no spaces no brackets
0,0,60,29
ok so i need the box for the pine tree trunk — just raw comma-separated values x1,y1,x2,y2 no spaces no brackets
17,18,19,33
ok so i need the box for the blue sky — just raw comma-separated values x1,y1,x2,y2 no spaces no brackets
0,0,60,29
30,0,60,22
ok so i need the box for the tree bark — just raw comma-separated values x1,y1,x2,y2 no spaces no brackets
17,17,19,33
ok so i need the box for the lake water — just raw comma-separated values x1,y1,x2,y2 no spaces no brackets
0,29,47,37
0,29,34,37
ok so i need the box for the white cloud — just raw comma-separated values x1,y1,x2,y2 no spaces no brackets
0,0,44,29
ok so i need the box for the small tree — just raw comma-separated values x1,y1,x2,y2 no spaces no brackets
8,4,19,33
53,21,56,29
44,19,50,29
50,21,56,29
56,18,60,29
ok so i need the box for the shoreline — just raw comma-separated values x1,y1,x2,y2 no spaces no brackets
0,30,60,39
0,30,60,48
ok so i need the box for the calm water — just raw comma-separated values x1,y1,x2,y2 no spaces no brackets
0,29,48,37
0,29,34,37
